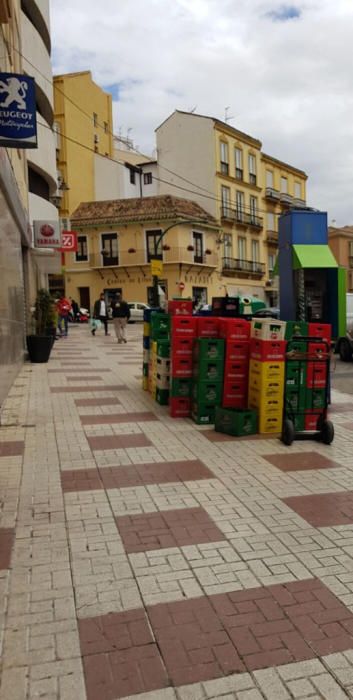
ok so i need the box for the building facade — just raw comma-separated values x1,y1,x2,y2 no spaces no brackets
65,195,221,311
329,226,353,292
156,111,308,302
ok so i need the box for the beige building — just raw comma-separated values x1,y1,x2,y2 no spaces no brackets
329,226,353,291
66,195,221,310
156,110,308,302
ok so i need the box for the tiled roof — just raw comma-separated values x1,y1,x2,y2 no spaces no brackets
71,195,219,227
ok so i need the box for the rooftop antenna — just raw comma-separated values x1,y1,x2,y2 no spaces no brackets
189,105,197,113
225,106,234,123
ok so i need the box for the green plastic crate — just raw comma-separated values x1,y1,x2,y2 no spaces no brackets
305,388,326,410
293,414,305,432
156,388,169,405
285,386,306,412
286,339,307,354
193,338,225,362
150,313,170,340
193,359,224,382
285,364,306,389
170,378,192,398
191,403,216,425
215,407,257,437
285,321,308,340
192,381,223,406
156,339,170,358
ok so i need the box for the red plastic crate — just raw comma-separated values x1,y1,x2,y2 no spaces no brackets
171,336,193,357
306,361,327,389
168,300,193,316
225,340,250,362
250,338,286,362
219,318,250,341
308,323,331,344
171,355,193,377
197,317,219,338
308,342,328,359
224,360,249,382
170,397,191,418
222,379,248,408
304,411,322,431
171,315,198,337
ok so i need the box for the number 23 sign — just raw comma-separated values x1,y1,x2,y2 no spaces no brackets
60,231,78,252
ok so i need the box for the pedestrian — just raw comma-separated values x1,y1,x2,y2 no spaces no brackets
56,293,71,337
111,293,130,343
92,292,110,336
70,297,79,322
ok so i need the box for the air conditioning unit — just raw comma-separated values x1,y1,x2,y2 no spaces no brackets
94,134,99,144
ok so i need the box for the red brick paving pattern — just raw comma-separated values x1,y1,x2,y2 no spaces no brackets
79,579,353,697
81,412,158,425
0,529,15,569
51,385,126,393
75,397,121,407
0,441,24,457
115,507,225,553
48,368,111,373
203,430,279,442
61,469,102,493
79,609,168,700
283,490,353,527
265,451,341,472
87,433,152,451
99,459,214,489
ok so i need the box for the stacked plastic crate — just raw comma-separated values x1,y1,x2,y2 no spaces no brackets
142,309,152,391
219,318,251,409
148,313,170,400
248,318,287,434
170,314,197,417
191,336,225,424
155,339,171,405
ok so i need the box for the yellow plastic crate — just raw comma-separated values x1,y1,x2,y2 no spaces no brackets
248,385,283,409
143,322,151,337
249,359,285,385
248,376,284,399
259,413,283,434
142,376,148,391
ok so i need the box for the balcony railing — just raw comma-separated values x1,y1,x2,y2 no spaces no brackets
266,230,278,244
280,192,293,205
222,257,265,276
221,206,263,228
292,197,306,208
265,187,280,201
89,247,218,268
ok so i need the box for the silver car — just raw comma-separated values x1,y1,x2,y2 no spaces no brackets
127,302,150,322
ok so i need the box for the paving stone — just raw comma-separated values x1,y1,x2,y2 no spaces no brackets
265,451,342,472
283,491,353,527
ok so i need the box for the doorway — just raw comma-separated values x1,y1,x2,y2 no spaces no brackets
78,287,90,310
192,286,207,308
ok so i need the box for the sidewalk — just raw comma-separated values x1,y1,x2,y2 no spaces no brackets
1,324,353,699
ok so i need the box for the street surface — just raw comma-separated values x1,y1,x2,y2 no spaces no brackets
1,323,353,699
332,355,353,396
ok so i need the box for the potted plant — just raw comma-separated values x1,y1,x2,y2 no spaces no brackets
187,245,194,252
128,247,136,253
205,248,213,255
27,288,56,363
162,244,170,251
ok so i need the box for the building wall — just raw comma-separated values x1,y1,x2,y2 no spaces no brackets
54,71,114,217
329,228,353,292
156,112,217,217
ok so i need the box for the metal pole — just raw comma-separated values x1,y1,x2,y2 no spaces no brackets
152,274,159,307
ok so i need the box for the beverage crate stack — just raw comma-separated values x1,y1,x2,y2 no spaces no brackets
170,308,196,418
284,321,331,431
248,318,287,434
148,312,170,401
142,308,153,391
191,336,225,424
220,318,251,409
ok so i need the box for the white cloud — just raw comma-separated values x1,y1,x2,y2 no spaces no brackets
50,0,353,224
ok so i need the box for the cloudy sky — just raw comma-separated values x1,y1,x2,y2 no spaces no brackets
51,0,353,225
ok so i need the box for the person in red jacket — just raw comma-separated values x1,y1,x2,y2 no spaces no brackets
56,294,72,337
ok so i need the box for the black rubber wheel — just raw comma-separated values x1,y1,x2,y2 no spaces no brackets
282,419,295,446
339,339,352,362
321,420,334,445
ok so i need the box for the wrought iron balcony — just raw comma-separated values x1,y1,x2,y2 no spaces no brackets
292,197,306,208
221,206,262,228
222,257,265,277
280,192,293,205
266,230,278,244
89,248,218,268
265,187,280,201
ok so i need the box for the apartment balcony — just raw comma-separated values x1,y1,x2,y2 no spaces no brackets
266,230,278,245
265,187,280,201
222,257,265,278
89,247,218,269
90,253,119,269
280,192,293,206
292,197,307,208
221,207,263,230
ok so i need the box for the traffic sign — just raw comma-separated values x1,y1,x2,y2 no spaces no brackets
178,281,185,291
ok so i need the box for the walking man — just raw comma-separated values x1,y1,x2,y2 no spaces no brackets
56,294,71,337
111,293,130,343
92,292,109,336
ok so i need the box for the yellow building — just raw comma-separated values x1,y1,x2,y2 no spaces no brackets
156,111,308,302
66,195,221,310
53,71,114,219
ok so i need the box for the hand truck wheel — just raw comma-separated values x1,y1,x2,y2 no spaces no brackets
282,418,295,446
321,420,334,445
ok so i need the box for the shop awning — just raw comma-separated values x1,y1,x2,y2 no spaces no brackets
292,244,338,270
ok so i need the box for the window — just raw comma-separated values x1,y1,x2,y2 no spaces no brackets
104,121,108,134
221,185,231,217
75,235,88,262
349,241,353,257
235,148,243,180
251,239,259,262
250,196,258,224
267,212,275,231
236,191,244,222
280,176,288,193
238,236,246,260
266,170,274,188
130,169,136,185
193,232,204,263
93,112,98,127
223,233,233,259
143,172,152,185
268,253,275,272
248,154,257,185
220,141,229,175
294,181,301,198
146,229,163,262
101,233,118,266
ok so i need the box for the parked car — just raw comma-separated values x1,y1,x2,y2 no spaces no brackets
127,302,150,322
252,307,280,319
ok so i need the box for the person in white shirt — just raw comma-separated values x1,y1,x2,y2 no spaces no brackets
92,293,109,336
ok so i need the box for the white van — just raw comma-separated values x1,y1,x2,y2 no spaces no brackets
336,293,353,361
